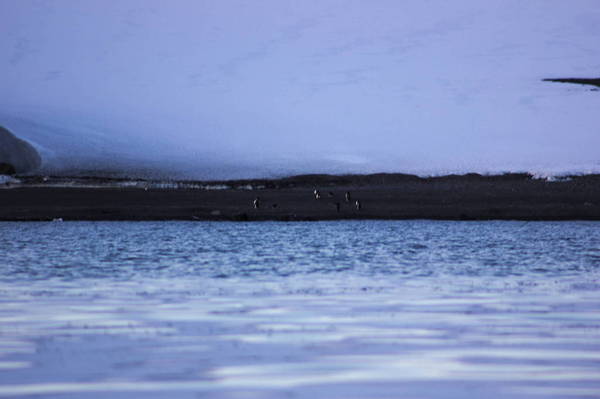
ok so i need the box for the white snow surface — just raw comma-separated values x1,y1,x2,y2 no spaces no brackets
1,0,599,179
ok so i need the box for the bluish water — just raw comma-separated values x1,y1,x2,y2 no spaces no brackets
0,221,599,398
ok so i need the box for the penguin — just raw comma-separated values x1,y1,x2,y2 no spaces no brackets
345,191,351,203
253,197,260,209
313,189,321,200
355,199,361,211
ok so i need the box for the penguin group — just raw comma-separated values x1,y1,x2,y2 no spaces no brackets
313,189,361,212
251,190,361,214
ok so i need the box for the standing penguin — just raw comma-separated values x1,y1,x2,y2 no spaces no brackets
355,199,361,211
313,189,321,200
253,197,260,209
345,191,351,203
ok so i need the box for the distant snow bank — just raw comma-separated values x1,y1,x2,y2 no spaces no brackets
1,175,271,190
4,171,599,192
0,175,20,185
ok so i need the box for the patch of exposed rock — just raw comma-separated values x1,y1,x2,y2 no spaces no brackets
0,126,42,173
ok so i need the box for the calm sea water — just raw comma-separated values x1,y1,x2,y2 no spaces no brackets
0,221,599,398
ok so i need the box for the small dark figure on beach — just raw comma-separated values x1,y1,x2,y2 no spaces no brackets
253,197,260,209
345,191,351,203
272,203,278,208
328,191,335,198
313,189,321,200
335,202,340,212
355,199,361,211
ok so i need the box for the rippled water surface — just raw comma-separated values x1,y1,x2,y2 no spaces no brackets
0,221,599,398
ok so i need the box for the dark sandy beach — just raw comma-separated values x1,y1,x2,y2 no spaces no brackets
1,173,600,221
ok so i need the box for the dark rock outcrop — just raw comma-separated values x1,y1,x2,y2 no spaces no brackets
0,126,42,173
0,162,16,175
543,78,600,89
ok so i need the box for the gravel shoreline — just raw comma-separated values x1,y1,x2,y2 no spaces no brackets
2,173,600,221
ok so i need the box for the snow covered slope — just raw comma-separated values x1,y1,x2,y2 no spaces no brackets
1,0,599,178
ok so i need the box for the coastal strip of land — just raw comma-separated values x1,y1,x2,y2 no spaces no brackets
1,173,600,221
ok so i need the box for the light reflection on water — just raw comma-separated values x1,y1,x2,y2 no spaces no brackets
0,221,599,398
